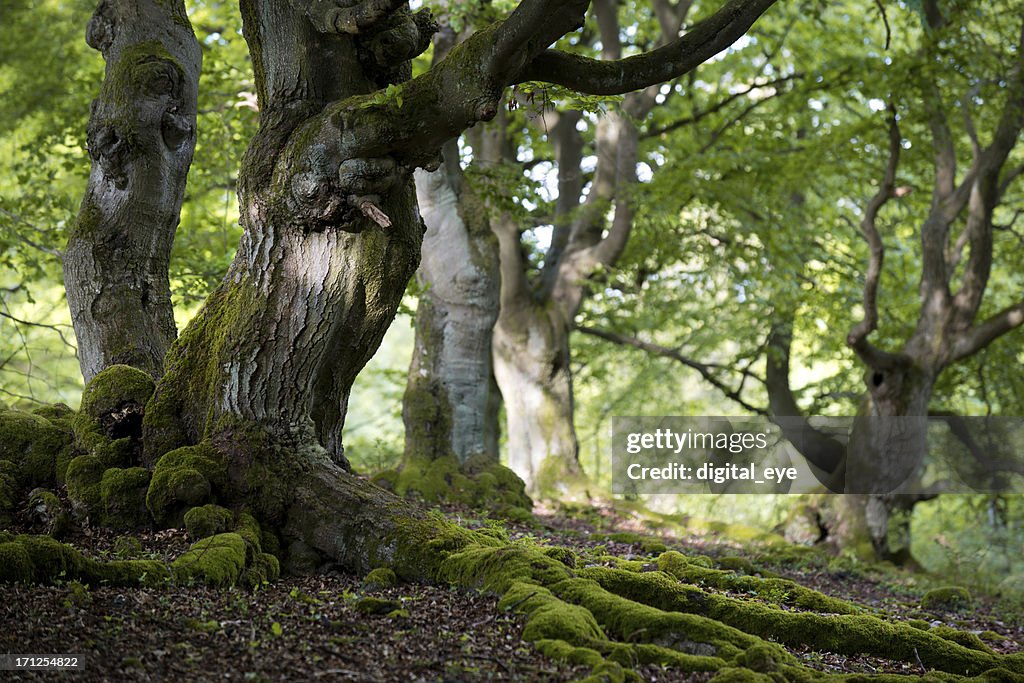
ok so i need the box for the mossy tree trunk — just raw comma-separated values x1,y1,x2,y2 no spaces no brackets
63,0,201,382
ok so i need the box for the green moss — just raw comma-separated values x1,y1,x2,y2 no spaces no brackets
100,467,151,529
65,454,106,513
79,365,156,420
551,575,765,662
718,557,757,574
439,544,573,593
146,466,211,527
362,567,397,590
532,639,605,667
656,550,858,615
587,563,1017,676
183,504,233,540
172,533,246,587
908,619,932,630
922,586,972,612
233,512,262,547
0,534,170,586
388,455,533,511
931,626,996,654
0,409,65,487
0,542,33,583
0,460,20,524
242,552,280,587
500,581,606,644
543,546,578,569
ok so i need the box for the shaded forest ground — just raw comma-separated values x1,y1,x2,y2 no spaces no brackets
2,490,1022,682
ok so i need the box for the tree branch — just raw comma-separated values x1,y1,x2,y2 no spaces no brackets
577,325,768,415
846,105,902,368
765,321,846,475
516,0,778,94
951,300,1024,361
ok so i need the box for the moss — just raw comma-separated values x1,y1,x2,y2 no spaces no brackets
439,544,573,593
172,533,247,587
0,534,170,586
242,552,280,587
80,365,156,420
908,619,932,630
0,542,33,583
718,557,757,574
587,563,1017,676
233,512,263,548
922,586,972,612
656,551,858,615
362,567,397,590
500,581,606,644
183,504,233,540
100,467,151,529
543,546,578,569
65,454,106,513
0,409,65,487
930,626,996,654
709,667,775,683
552,575,767,662
0,460,20,524
389,455,533,511
146,465,212,527
533,639,605,667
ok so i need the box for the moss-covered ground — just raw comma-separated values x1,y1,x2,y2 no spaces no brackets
2,498,1023,681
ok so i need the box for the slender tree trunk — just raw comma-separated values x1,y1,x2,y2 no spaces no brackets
401,161,501,465
64,0,201,382
492,299,588,498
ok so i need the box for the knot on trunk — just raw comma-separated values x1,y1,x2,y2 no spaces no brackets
86,0,117,53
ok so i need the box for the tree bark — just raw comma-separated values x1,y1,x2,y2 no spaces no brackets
64,0,201,382
492,296,588,498
401,160,501,465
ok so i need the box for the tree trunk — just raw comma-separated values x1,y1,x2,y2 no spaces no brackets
492,299,588,499
64,0,201,382
401,161,501,466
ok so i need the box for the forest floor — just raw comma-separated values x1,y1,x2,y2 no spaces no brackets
2,495,1021,682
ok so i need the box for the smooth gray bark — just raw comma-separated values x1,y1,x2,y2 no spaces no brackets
64,0,201,382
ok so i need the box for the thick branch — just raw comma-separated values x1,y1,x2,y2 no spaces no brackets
846,106,901,367
765,322,846,475
517,0,777,94
951,300,1024,361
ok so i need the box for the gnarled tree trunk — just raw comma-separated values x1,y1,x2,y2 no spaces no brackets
64,0,201,382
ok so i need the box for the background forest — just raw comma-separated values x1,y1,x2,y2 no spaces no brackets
1,0,1023,595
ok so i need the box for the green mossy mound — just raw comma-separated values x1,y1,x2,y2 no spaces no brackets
65,454,106,513
0,409,69,487
146,444,225,526
184,504,234,540
362,567,397,590
172,533,248,587
79,365,155,421
100,467,151,529
922,586,973,612
374,455,533,517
